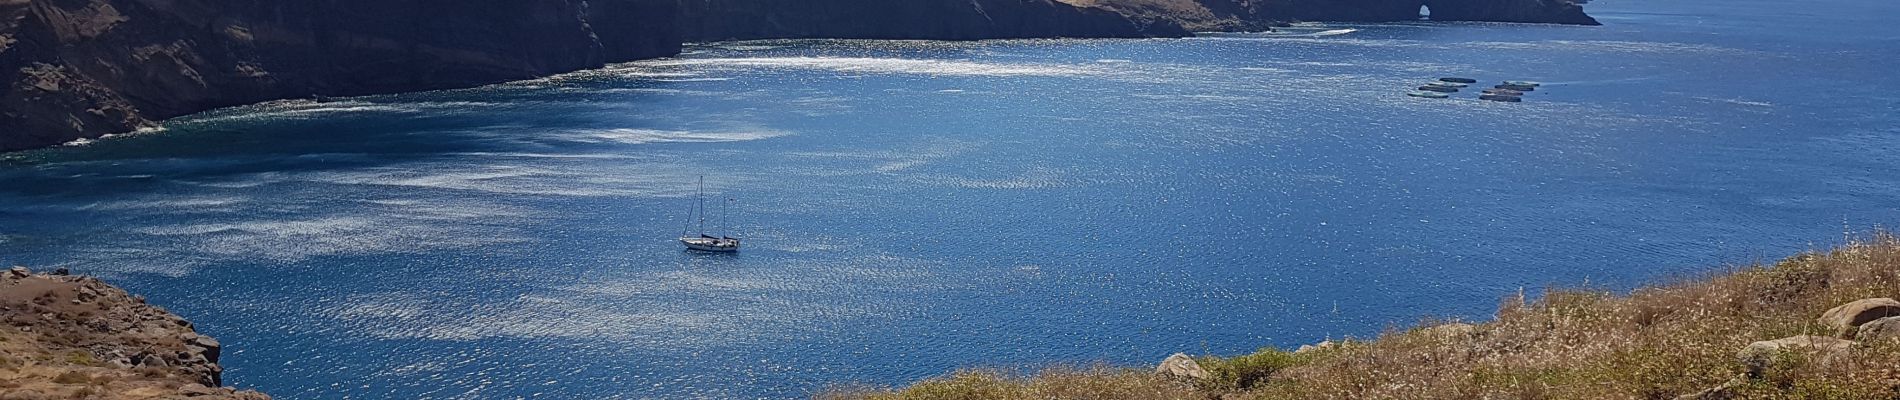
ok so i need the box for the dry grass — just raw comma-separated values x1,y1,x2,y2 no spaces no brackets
822,234,1900,400
818,366,1203,400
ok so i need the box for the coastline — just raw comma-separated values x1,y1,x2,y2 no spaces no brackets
0,267,268,399
8,237,1895,399
0,0,1597,153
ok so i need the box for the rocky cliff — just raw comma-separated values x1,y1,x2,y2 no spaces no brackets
1,267,270,399
1,0,1595,153
1420,0,1597,25
674,0,1187,42
0,0,681,152
1066,0,1596,31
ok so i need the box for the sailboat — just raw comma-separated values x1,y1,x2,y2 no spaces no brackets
679,176,740,252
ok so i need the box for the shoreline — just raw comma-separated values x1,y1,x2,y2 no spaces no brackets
8,236,1895,398
1,0,1597,153
0,267,269,399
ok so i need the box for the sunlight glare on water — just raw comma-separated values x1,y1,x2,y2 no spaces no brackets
3,0,1900,397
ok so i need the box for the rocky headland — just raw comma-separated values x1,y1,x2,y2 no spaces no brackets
0,267,268,399
2,0,1596,151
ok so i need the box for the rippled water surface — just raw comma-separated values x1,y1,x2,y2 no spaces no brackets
4,0,1899,397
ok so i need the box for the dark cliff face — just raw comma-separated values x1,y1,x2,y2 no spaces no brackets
1,0,1595,152
1249,0,1598,25
675,0,1189,42
0,0,681,152
1422,0,1598,25
1080,0,1597,28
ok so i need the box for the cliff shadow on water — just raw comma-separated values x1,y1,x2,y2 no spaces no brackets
0,0,681,152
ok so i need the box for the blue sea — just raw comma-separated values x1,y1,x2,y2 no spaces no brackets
3,0,1898,397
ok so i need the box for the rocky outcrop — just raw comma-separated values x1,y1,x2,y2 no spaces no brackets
0,267,270,399
1859,317,1900,343
1818,298,1900,338
0,0,682,152
1156,353,1209,380
1421,0,1598,25
1294,340,1337,354
1736,335,1855,378
675,0,1187,42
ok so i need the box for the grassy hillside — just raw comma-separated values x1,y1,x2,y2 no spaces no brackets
823,234,1900,399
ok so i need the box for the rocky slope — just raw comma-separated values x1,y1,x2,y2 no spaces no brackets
674,0,1187,42
675,0,1595,43
826,236,1900,399
1064,0,1596,32
1,267,269,399
0,0,681,152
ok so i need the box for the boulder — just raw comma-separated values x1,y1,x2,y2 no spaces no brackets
7,266,28,278
1296,340,1337,354
1856,316,1900,343
139,353,171,368
1156,353,1209,381
1819,298,1900,338
1737,335,1856,377
180,383,222,397
185,333,223,363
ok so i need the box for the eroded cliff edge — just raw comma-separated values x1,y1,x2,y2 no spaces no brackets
0,0,681,152
1,267,270,399
677,0,1598,42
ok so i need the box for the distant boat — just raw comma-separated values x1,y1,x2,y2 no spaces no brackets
1417,85,1459,93
1426,81,1468,88
1480,94,1524,102
1495,84,1536,92
1503,80,1543,87
679,176,740,252
1407,91,1450,98
1439,77,1479,84
1483,88,1525,96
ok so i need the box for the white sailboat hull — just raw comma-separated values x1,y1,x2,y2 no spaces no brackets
680,237,740,252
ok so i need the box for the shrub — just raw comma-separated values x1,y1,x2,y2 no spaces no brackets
51,371,90,384
63,350,95,366
1196,348,1313,391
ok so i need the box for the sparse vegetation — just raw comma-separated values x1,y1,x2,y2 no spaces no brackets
64,350,96,367
823,234,1900,399
51,371,91,385
818,366,1202,400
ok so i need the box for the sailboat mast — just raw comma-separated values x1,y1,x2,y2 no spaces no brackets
697,176,706,236
722,197,730,238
